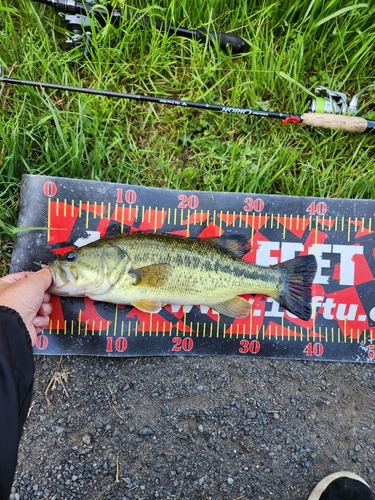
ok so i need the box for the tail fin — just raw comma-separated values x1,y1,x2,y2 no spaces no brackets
275,255,317,321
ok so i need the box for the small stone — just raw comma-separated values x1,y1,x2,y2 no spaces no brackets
198,425,204,432
227,477,234,485
138,427,154,436
82,434,91,446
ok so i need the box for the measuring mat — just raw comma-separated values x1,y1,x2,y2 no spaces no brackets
10,174,375,363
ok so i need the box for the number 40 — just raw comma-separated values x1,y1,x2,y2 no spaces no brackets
303,342,324,357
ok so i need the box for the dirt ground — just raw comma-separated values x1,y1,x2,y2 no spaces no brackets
11,354,375,500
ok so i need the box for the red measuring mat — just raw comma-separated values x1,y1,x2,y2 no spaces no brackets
10,174,375,363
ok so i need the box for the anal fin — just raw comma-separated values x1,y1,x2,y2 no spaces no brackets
132,299,162,313
211,296,251,318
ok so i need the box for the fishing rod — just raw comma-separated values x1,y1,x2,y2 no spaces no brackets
31,0,249,56
0,67,374,133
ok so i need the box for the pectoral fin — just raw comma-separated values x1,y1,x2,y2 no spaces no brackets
212,296,252,318
129,263,171,287
133,299,162,313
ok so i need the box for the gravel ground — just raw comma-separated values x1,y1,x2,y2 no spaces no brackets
10,355,375,500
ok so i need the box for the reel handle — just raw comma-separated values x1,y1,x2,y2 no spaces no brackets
193,30,249,54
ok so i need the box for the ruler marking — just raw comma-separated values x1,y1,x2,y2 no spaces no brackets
121,204,125,232
47,197,51,242
86,201,90,228
77,310,82,336
183,313,187,336
347,217,351,241
113,305,118,336
154,207,159,233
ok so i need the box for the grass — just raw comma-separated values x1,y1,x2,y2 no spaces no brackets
1,0,375,266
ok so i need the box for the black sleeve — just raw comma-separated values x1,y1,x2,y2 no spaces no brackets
0,306,35,500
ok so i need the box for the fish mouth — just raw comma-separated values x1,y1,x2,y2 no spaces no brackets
47,261,70,294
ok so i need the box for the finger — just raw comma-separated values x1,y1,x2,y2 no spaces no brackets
38,302,53,316
42,292,51,303
33,268,53,290
0,271,31,284
33,315,50,330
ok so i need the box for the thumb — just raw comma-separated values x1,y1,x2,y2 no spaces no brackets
30,268,53,291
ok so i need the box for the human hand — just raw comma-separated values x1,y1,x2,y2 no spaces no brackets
0,269,53,345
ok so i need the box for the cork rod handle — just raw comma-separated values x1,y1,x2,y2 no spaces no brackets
302,113,368,133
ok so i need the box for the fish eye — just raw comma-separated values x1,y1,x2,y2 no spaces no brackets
66,252,77,261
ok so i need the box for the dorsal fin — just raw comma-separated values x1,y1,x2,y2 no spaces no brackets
199,235,250,258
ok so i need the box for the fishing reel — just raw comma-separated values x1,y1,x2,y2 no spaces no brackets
63,14,93,56
309,84,375,115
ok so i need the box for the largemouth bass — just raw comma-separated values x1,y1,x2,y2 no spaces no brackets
48,232,317,320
